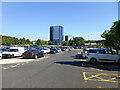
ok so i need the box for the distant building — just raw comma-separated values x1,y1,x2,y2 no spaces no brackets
50,26,64,45
65,35,68,41
85,43,97,48
65,35,74,41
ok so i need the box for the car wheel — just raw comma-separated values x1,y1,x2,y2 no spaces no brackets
23,57,26,59
42,55,44,57
81,54,83,57
90,58,97,64
118,59,120,64
34,55,38,59
11,54,14,58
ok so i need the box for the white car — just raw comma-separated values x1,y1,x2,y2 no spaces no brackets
81,50,88,58
81,48,92,58
86,48,120,64
41,48,50,54
57,48,61,52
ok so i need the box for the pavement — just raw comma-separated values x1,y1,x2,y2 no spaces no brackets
0,56,50,65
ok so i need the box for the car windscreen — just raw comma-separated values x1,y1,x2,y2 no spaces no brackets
105,49,113,54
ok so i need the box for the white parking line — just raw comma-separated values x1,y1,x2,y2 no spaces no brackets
2,67,9,70
56,51,64,55
1,56,51,70
35,56,50,61
10,65,18,68
21,63,24,65
25,62,29,64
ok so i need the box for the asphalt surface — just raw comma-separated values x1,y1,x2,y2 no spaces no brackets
2,50,120,88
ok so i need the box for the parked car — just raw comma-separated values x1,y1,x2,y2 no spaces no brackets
0,52,2,59
81,50,88,58
81,48,91,58
61,47,67,51
86,48,120,64
22,50,44,59
50,48,58,54
41,48,50,54
56,48,61,52
2,47,26,58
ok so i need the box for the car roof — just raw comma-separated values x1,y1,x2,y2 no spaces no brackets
89,48,108,50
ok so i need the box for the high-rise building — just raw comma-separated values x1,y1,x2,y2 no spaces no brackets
50,26,64,45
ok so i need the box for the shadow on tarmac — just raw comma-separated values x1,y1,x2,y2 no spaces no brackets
71,54,83,59
54,61,120,71
54,54,120,71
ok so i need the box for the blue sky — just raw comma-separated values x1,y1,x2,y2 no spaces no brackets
2,2,118,41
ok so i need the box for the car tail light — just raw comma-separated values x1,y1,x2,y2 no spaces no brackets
29,52,35,54
87,53,90,56
23,53,28,54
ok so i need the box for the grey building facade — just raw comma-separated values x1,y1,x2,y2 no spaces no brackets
50,26,63,45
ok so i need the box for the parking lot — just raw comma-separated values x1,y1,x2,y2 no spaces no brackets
1,49,120,88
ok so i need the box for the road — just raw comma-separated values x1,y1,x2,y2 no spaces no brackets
2,50,120,88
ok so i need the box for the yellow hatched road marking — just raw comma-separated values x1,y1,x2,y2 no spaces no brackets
83,72,119,83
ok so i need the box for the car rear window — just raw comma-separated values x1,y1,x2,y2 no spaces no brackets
25,50,36,52
9,49,18,52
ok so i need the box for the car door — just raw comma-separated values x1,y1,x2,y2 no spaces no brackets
97,50,107,62
38,50,42,57
98,49,117,62
104,49,117,62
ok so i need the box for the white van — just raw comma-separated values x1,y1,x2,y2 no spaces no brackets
2,47,26,57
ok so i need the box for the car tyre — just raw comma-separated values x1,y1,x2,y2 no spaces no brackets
90,58,97,64
11,54,14,58
42,54,44,57
118,59,120,64
34,55,38,59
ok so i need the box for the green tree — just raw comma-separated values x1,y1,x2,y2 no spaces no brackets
26,39,31,44
62,41,69,46
2,36,12,46
72,42,76,46
48,40,52,45
36,39,41,45
73,37,85,46
68,39,73,46
101,20,120,53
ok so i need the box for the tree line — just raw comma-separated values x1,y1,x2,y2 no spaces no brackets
1,35,51,46
1,35,86,47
